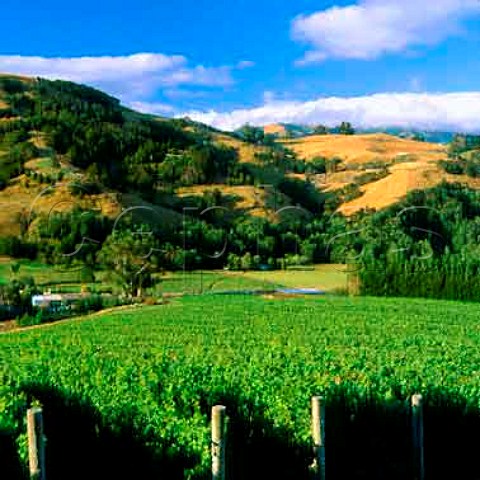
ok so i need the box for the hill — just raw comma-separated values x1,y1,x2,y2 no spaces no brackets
0,75,319,216
359,127,455,144
1,74,472,224
3,73,480,282
264,123,287,136
0,74,336,276
263,123,313,138
262,122,456,143
283,133,446,165
281,133,457,214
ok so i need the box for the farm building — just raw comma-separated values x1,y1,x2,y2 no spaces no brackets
31,293,86,313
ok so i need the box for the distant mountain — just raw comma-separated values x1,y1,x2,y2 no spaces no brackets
263,123,313,138
263,123,455,144
357,127,455,144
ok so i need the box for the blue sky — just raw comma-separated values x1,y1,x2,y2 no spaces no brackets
2,0,480,131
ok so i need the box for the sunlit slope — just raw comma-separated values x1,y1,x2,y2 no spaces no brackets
283,133,446,165
283,133,456,214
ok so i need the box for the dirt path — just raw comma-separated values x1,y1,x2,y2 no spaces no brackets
0,303,147,335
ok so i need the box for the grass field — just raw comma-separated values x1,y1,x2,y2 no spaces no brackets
0,294,479,479
238,264,347,290
0,257,89,287
0,257,348,295
155,265,347,295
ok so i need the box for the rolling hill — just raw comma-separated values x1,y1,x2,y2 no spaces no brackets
0,72,479,246
0,74,298,235
1,73,480,305
0,73,334,277
280,133,480,214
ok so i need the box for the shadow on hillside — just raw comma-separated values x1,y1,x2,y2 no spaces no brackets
20,383,201,480
11,383,480,480
197,386,480,480
196,390,311,480
0,427,24,480
321,388,480,480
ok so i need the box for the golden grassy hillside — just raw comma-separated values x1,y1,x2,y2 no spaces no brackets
176,184,295,221
264,124,287,136
283,133,446,165
213,133,269,163
337,161,441,214
0,175,122,237
281,133,457,215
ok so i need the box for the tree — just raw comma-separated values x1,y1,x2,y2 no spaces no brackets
338,122,355,135
235,124,265,144
325,157,342,174
449,134,468,157
307,157,327,174
97,228,158,297
240,252,253,271
0,278,38,314
313,125,329,135
412,133,425,142
10,262,20,280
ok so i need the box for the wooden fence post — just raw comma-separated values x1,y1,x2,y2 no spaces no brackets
312,395,326,480
212,405,226,480
27,406,46,480
411,394,424,480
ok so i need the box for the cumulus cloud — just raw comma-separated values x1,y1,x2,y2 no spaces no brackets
178,92,480,132
0,52,238,103
292,0,480,63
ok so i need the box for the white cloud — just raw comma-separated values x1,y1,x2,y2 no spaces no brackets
236,60,256,69
180,92,480,132
0,53,185,82
128,101,176,115
292,0,480,63
0,52,238,103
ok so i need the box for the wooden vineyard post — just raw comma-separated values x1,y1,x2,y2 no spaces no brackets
27,406,46,480
312,396,326,480
411,394,424,480
212,405,226,480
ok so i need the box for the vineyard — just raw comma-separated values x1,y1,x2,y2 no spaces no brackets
1,294,480,479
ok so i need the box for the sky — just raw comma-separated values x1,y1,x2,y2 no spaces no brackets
2,0,480,131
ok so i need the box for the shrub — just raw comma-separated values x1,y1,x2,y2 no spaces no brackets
465,161,480,178
17,309,46,327
0,78,26,95
439,160,464,175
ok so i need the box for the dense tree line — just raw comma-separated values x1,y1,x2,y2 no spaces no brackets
337,182,480,301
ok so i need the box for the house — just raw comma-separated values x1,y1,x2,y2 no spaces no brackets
31,293,87,313
31,294,68,313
